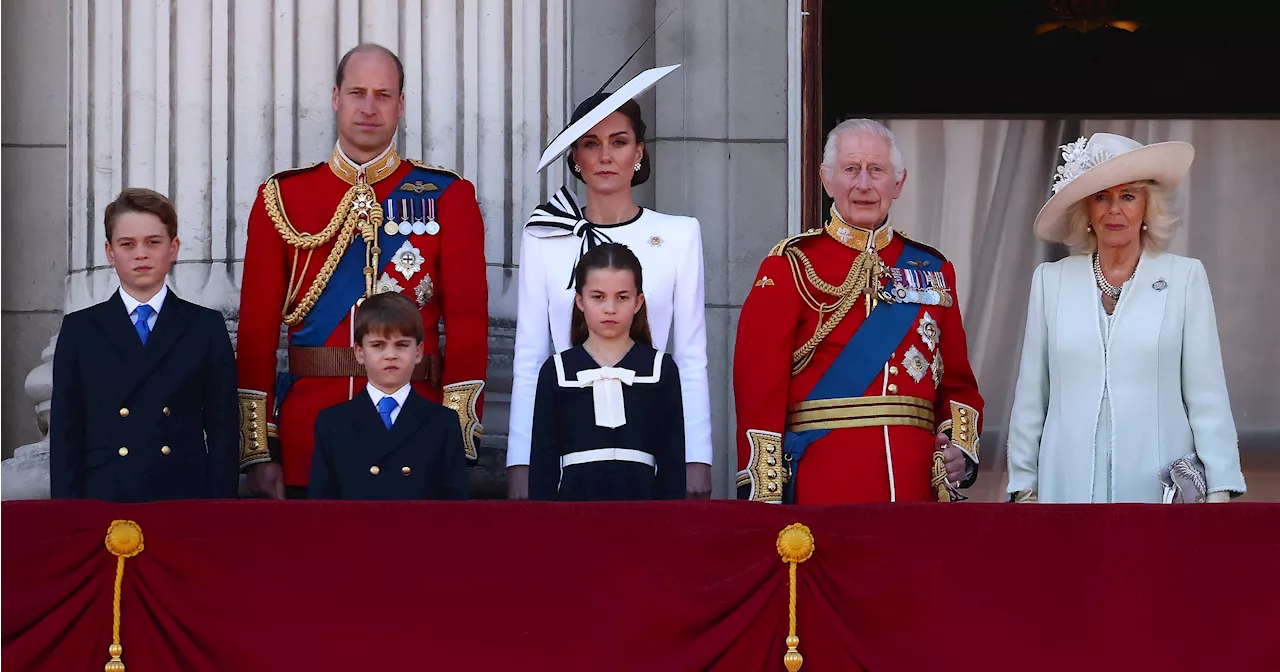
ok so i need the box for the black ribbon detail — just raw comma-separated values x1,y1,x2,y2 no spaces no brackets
525,186,617,289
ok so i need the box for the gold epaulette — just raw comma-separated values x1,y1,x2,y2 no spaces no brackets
408,159,464,180
897,231,949,264
767,227,824,257
266,161,326,183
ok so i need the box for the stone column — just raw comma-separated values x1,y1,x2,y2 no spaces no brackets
2,0,571,499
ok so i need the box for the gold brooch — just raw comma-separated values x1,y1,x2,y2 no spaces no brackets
755,276,776,288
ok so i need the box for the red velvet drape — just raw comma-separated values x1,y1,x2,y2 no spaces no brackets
3,500,1278,671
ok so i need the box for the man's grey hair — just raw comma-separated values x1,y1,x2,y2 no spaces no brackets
820,118,905,180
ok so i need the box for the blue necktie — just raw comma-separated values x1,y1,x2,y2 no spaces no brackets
377,396,398,429
134,304,154,345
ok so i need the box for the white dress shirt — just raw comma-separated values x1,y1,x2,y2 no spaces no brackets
508,208,713,467
367,382,412,426
119,284,169,331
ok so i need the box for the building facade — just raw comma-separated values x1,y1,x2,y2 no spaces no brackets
1,0,801,499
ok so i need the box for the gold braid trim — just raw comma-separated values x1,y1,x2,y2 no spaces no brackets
740,430,787,503
786,247,883,374
263,178,383,326
442,380,485,461
238,390,272,467
948,401,980,462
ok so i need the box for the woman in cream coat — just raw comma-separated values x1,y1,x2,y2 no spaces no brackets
1006,133,1246,504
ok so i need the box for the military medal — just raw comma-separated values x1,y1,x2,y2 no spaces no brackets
398,199,413,236
409,199,424,235
383,199,399,236
423,199,440,236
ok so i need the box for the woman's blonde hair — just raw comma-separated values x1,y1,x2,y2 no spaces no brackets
1061,180,1178,254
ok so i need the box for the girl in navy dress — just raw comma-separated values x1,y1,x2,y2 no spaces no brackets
528,243,686,501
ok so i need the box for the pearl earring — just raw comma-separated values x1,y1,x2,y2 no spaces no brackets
1141,220,1148,231
1087,221,1093,233
573,164,581,173
634,161,642,171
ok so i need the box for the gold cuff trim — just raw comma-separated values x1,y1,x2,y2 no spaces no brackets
948,401,980,462
443,380,485,461
1012,488,1038,503
238,390,271,467
744,429,787,503
786,396,935,434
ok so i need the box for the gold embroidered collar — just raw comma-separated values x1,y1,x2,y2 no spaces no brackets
825,206,893,252
329,142,401,185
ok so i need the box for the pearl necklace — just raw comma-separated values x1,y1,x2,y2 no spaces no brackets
1092,252,1136,300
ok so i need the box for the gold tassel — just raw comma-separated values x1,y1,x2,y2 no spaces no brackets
932,451,953,502
103,520,145,672
776,523,816,672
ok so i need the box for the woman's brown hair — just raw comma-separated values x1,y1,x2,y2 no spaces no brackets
570,243,653,347
565,96,650,187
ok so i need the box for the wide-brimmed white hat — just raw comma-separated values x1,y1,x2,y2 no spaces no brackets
1033,132,1194,243
535,64,680,173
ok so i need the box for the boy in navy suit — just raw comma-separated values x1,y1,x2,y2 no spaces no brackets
307,292,469,500
50,188,239,502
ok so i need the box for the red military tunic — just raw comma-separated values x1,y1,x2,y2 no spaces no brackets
236,144,489,487
734,209,983,504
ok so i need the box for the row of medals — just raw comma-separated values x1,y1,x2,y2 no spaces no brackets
381,199,441,237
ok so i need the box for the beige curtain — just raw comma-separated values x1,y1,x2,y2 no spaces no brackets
883,119,1280,502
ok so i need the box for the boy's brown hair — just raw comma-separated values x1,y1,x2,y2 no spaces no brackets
103,187,179,241
354,292,424,344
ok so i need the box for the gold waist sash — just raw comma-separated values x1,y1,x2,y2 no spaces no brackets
786,395,935,433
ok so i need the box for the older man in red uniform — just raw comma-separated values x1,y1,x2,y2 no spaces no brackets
237,44,488,499
734,118,983,505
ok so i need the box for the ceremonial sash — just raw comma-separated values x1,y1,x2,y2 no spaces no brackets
275,167,455,415
782,243,942,503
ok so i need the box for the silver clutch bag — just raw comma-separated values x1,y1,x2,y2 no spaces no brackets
1159,453,1208,504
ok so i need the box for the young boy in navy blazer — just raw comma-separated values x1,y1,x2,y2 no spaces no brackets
307,292,469,500
50,188,239,502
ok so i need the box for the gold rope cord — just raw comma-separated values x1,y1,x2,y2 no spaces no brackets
786,248,879,374
776,523,816,672
264,178,383,325
103,520,145,672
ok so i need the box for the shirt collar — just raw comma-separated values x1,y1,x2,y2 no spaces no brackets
119,284,169,317
825,205,894,252
329,140,401,185
366,382,412,409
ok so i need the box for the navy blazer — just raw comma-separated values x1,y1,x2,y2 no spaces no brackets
308,389,469,500
49,289,239,502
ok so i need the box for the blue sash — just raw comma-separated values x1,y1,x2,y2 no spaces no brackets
783,242,941,503
274,167,455,417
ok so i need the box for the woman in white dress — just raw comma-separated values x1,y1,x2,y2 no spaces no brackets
1005,132,1246,504
506,65,713,499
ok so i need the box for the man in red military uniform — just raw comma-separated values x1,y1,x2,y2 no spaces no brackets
734,118,982,505
237,44,488,498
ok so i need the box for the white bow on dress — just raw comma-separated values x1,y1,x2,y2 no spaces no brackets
574,367,636,428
